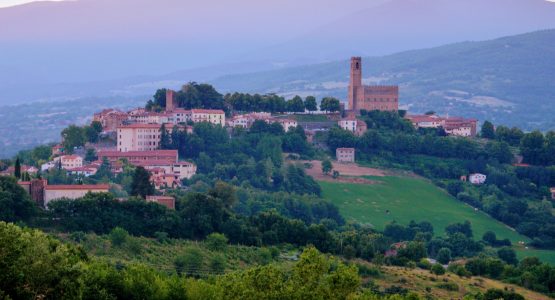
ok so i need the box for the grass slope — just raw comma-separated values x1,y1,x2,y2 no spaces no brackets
366,264,551,300
320,176,527,243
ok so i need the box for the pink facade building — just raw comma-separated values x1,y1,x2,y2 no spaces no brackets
336,147,355,163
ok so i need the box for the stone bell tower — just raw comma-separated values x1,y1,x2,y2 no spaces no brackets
348,57,362,111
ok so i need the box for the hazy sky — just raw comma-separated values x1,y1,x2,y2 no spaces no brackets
0,0,64,8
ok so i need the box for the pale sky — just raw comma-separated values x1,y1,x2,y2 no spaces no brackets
0,0,64,8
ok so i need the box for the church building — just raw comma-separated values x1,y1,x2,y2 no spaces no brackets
347,57,399,113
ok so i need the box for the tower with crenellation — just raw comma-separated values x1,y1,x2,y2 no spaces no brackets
347,57,399,113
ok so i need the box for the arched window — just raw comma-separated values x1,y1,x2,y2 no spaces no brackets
355,62,359,69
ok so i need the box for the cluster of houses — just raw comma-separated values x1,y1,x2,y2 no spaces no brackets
6,57,530,211
404,113,478,137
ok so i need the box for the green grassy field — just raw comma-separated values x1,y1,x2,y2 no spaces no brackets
515,248,555,265
320,176,528,243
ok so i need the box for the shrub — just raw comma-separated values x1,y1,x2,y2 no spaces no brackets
417,258,432,270
205,233,228,251
174,247,204,275
436,282,459,291
109,227,128,247
431,264,445,276
209,254,226,274
436,248,452,264
357,264,381,277
126,238,142,255
154,231,169,243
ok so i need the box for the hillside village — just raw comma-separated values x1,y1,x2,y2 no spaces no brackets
2,57,555,299
1,57,491,210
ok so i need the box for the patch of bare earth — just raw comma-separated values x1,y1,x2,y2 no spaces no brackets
296,160,386,184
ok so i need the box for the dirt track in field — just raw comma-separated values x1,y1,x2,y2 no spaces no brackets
296,160,385,184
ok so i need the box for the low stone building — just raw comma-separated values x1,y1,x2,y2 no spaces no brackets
146,195,175,210
336,147,355,163
18,179,109,208
551,187,555,200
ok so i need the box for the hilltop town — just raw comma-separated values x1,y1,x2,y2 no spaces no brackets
2,57,555,300
2,57,483,208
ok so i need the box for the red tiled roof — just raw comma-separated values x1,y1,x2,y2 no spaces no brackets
118,123,162,129
98,150,177,157
336,147,355,151
405,114,442,123
44,184,110,190
67,167,97,172
191,109,225,114
61,155,82,160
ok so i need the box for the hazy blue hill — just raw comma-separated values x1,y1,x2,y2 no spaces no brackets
212,29,555,130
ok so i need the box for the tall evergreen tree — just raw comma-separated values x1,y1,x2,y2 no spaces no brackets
14,157,21,179
159,124,172,149
130,166,154,198
481,120,495,139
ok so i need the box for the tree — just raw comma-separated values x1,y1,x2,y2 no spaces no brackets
481,121,495,139
497,247,518,265
0,176,37,222
320,97,341,112
436,248,452,265
520,130,545,165
445,221,473,238
61,125,86,153
205,233,228,251
304,96,318,112
286,95,305,113
84,148,97,162
159,124,172,149
130,166,154,198
431,263,445,276
85,121,103,143
109,227,129,247
14,157,21,179
482,231,497,245
0,222,84,300
322,159,332,175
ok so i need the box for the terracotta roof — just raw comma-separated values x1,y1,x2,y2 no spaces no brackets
98,150,177,157
405,114,442,123
44,184,110,190
191,109,225,114
61,155,82,160
67,167,97,172
336,147,355,151
118,123,161,129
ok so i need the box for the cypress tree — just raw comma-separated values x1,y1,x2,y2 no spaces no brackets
14,157,21,179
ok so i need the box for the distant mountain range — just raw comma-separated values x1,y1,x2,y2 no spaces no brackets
211,29,555,131
1,0,555,103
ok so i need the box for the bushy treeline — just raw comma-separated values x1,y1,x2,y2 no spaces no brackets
163,120,319,195
146,82,226,112
0,221,430,300
482,121,555,166
145,83,341,114
224,92,340,113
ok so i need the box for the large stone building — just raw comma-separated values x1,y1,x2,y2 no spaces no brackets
348,57,399,113
117,123,162,152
